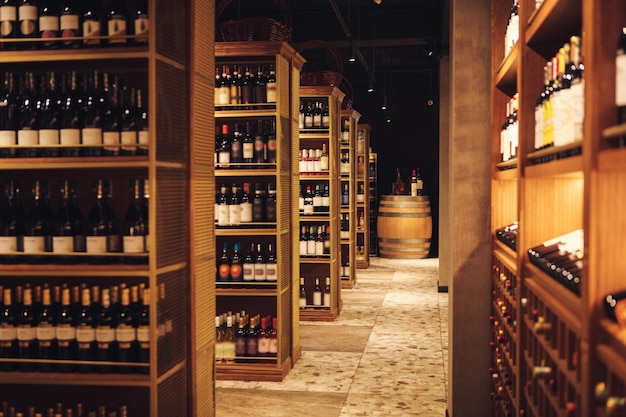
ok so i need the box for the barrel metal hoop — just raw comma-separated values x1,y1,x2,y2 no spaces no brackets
378,237,432,243
379,212,432,218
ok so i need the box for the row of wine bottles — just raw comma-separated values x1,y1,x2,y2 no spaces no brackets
0,70,149,158
299,225,331,257
214,120,276,168
0,178,148,264
215,311,278,363
298,100,330,130
503,0,518,59
616,26,626,127
0,0,148,51
527,229,583,296
298,147,329,173
299,276,331,309
215,182,276,226
214,64,277,107
494,222,518,251
0,402,129,417
499,93,518,163
534,35,584,152
299,183,330,215
216,242,277,283
0,282,149,374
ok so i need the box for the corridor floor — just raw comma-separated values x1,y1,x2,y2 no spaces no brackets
216,257,449,416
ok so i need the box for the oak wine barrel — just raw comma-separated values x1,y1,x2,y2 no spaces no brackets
377,195,432,259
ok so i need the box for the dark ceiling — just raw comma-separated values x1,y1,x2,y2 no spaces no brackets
216,0,446,115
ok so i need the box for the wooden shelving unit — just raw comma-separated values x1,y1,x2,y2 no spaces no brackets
339,110,360,288
489,0,626,416
355,124,371,269
368,149,378,257
299,86,344,321
213,41,304,381
0,1,215,416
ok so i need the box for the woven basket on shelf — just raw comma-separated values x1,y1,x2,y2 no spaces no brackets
340,78,354,109
216,0,292,42
297,40,344,87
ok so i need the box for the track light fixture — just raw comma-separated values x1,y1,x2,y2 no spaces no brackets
374,0,382,4
381,95,387,110
348,43,356,63
367,77,374,93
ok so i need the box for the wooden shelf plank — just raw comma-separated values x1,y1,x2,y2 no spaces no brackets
525,0,582,57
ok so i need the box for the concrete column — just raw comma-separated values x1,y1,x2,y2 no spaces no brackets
444,0,492,415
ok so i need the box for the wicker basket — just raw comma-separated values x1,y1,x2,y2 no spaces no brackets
340,78,354,109
216,0,292,42
298,40,344,87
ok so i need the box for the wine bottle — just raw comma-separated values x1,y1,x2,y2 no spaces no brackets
38,0,59,49
265,64,276,103
17,72,39,157
254,242,266,282
82,2,102,47
320,143,329,171
242,242,255,282
617,27,626,125
266,120,276,163
0,180,24,263
257,316,269,357
230,242,243,282
16,284,36,371
323,225,331,254
240,182,252,223
136,287,149,372
246,316,258,359
315,227,324,256
307,225,316,255
265,182,276,222
123,179,148,263
24,180,53,264
216,183,229,226
115,287,136,373
230,123,243,166
0,287,17,371
228,183,241,226
242,122,254,164
299,277,306,309
341,182,349,206
102,74,121,156
303,185,313,215
135,88,148,155
17,0,38,49
214,316,224,364
222,315,236,364
265,242,277,282
229,65,241,105
86,179,110,262
251,182,265,222
313,277,322,308
253,120,266,164
234,316,246,359
604,290,626,327
75,287,96,373
0,0,19,50
323,276,331,307
216,242,230,282
106,0,128,47
268,317,277,356
0,72,18,157
241,66,253,105
132,0,148,46
299,225,307,256
81,71,104,156
38,71,61,156
58,71,81,157
36,284,55,372
216,123,230,168
58,0,79,48
95,287,115,373
55,285,76,372
53,180,81,264
218,65,229,105
254,65,266,103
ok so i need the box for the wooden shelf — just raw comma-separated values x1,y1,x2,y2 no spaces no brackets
495,42,519,95
525,0,582,57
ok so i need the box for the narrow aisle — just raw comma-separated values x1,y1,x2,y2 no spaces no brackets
216,257,448,417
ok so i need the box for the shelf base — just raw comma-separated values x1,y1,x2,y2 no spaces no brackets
299,308,339,322
216,358,291,382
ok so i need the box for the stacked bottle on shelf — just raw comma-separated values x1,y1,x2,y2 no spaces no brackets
503,0,519,59
495,222,518,251
614,26,626,148
298,146,329,173
298,276,330,309
298,101,330,130
216,241,277,285
214,64,276,107
500,93,518,164
299,225,330,257
533,36,584,158
214,311,278,363
527,229,583,295
0,0,148,51
0,70,149,158
299,184,330,215
0,282,150,374
214,120,276,168
215,181,276,226
0,178,149,264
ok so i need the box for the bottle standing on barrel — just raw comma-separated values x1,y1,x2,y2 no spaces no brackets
409,168,424,197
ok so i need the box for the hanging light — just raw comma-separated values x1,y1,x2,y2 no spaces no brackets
348,43,356,63
367,77,374,93
381,95,387,110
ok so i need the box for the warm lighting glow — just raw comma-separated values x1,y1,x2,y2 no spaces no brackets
374,0,382,4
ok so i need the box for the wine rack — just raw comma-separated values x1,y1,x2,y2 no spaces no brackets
299,86,344,321
214,41,304,381
355,123,371,269
0,1,215,416
339,109,360,289
490,0,626,416
368,148,378,256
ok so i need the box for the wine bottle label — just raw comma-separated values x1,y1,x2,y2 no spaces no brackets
320,156,329,171
83,20,101,45
230,263,243,280
103,131,120,151
36,325,56,341
137,326,149,343
17,129,38,146
324,293,331,307
17,326,36,341
96,327,115,343
135,17,149,37
228,205,241,225
60,14,79,31
60,128,80,145
306,240,315,255
86,236,107,253
107,234,122,252
23,236,45,253
266,265,277,281
39,129,60,146
254,264,266,281
246,338,258,355
116,325,137,343
53,236,74,253
108,18,127,42
257,337,269,353
617,55,626,107
315,241,324,256
56,325,76,341
299,240,307,256
268,339,277,354
138,130,149,149
0,236,17,252
39,15,59,32
82,127,102,146
243,263,255,281
0,6,16,24
217,204,229,226
313,292,322,306
76,326,96,343
123,235,145,253
240,203,252,222
218,263,230,280
0,326,17,341
235,337,246,356
303,203,313,216
266,83,277,103
242,143,253,159
121,131,137,150
0,130,16,146
299,296,306,307
18,6,36,36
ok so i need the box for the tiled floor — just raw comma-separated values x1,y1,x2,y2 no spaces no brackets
216,257,449,417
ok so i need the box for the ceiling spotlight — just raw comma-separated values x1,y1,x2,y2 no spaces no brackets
367,78,374,93
386,116,392,123
381,96,387,110
374,0,382,4
348,44,356,63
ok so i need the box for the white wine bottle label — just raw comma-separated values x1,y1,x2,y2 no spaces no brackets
313,292,322,306
17,326,36,341
52,236,74,253
121,131,137,151
243,263,255,281
103,131,120,151
36,326,56,341
123,235,145,253
240,203,252,222
299,240,307,256
217,204,229,226
266,83,277,103
83,20,101,45
0,236,17,252
254,264,266,281
60,128,80,145
86,236,107,254
56,325,76,341
266,265,277,281
60,14,79,31
0,130,16,146
23,236,45,253
96,327,115,343
17,129,38,146
617,55,626,107
39,15,59,31
229,205,241,225
108,18,127,43
137,326,149,343
39,129,60,146
82,127,102,146
116,326,136,343
324,293,331,307
0,326,16,341
76,326,96,343
0,6,17,23
269,339,277,354
135,17,148,37
18,5,36,35
138,130,149,148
